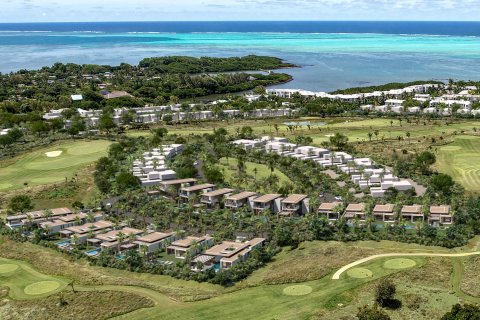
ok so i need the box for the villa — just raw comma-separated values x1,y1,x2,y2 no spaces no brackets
6,207,72,229
159,178,197,194
40,212,104,235
95,227,144,252
279,194,309,216
166,235,214,259
224,191,258,210
318,202,343,221
134,231,176,253
400,205,424,223
62,220,114,244
200,188,235,208
252,194,282,215
202,238,265,270
343,203,367,222
179,184,216,202
429,205,453,227
373,204,396,222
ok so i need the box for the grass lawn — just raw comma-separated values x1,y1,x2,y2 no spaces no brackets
217,157,292,191
0,140,112,192
435,135,480,192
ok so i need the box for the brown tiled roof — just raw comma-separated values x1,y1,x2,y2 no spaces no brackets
181,184,215,192
282,194,308,204
373,204,395,213
136,232,173,243
401,205,422,214
253,194,281,203
318,202,342,211
345,203,365,212
430,205,451,215
202,188,235,197
170,235,212,248
226,191,258,201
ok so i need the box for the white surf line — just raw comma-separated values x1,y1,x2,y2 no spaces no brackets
332,251,480,280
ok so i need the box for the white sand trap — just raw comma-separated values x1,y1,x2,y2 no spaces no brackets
45,150,63,158
325,134,334,137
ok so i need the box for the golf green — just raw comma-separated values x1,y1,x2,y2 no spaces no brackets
347,268,373,279
0,264,19,274
383,258,417,270
24,281,61,295
282,285,313,296
0,140,112,191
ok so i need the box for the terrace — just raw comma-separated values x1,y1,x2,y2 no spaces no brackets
203,238,265,270
224,191,258,210
252,194,282,215
179,184,215,202
429,205,453,226
279,194,309,216
373,204,395,222
401,205,424,223
317,202,343,221
200,188,235,208
166,235,214,259
343,203,367,222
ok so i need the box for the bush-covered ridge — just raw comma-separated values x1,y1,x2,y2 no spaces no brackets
138,55,296,73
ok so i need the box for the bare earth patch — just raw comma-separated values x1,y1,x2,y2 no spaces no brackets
45,151,62,158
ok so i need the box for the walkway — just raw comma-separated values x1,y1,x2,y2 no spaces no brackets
332,251,480,280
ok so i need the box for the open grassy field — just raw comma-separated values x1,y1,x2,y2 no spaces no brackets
0,140,112,192
435,135,480,192
217,157,292,191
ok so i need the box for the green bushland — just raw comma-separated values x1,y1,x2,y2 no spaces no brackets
0,140,112,191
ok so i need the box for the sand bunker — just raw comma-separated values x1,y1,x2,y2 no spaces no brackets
45,150,63,158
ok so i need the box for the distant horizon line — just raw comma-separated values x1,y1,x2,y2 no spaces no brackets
1,20,480,24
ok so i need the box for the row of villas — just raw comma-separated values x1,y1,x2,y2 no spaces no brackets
361,94,480,116
233,137,416,198
6,206,266,271
172,180,311,216
131,144,184,187
318,203,453,227
266,84,441,102
43,105,297,128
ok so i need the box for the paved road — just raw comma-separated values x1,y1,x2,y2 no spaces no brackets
332,251,480,280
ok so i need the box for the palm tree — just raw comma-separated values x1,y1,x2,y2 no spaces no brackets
43,209,53,222
116,231,126,253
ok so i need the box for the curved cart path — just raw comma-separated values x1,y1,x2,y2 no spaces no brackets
332,251,480,280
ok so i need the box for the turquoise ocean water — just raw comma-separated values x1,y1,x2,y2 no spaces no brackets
1,22,479,91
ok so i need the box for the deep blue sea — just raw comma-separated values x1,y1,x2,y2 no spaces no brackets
1,21,479,91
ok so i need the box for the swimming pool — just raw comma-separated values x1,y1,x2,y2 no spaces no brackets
115,254,125,260
213,263,221,272
85,249,100,257
56,239,71,246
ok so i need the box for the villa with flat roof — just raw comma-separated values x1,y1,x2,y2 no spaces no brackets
318,202,343,221
373,204,395,222
252,194,282,215
203,238,265,270
159,178,197,194
167,235,214,259
40,212,104,235
62,220,114,244
200,188,235,208
279,194,309,216
400,205,424,222
95,227,144,252
429,205,453,226
134,231,176,253
343,203,367,222
179,184,215,202
224,191,258,210
6,207,72,228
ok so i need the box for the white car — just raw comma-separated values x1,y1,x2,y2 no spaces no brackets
334,196,343,201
